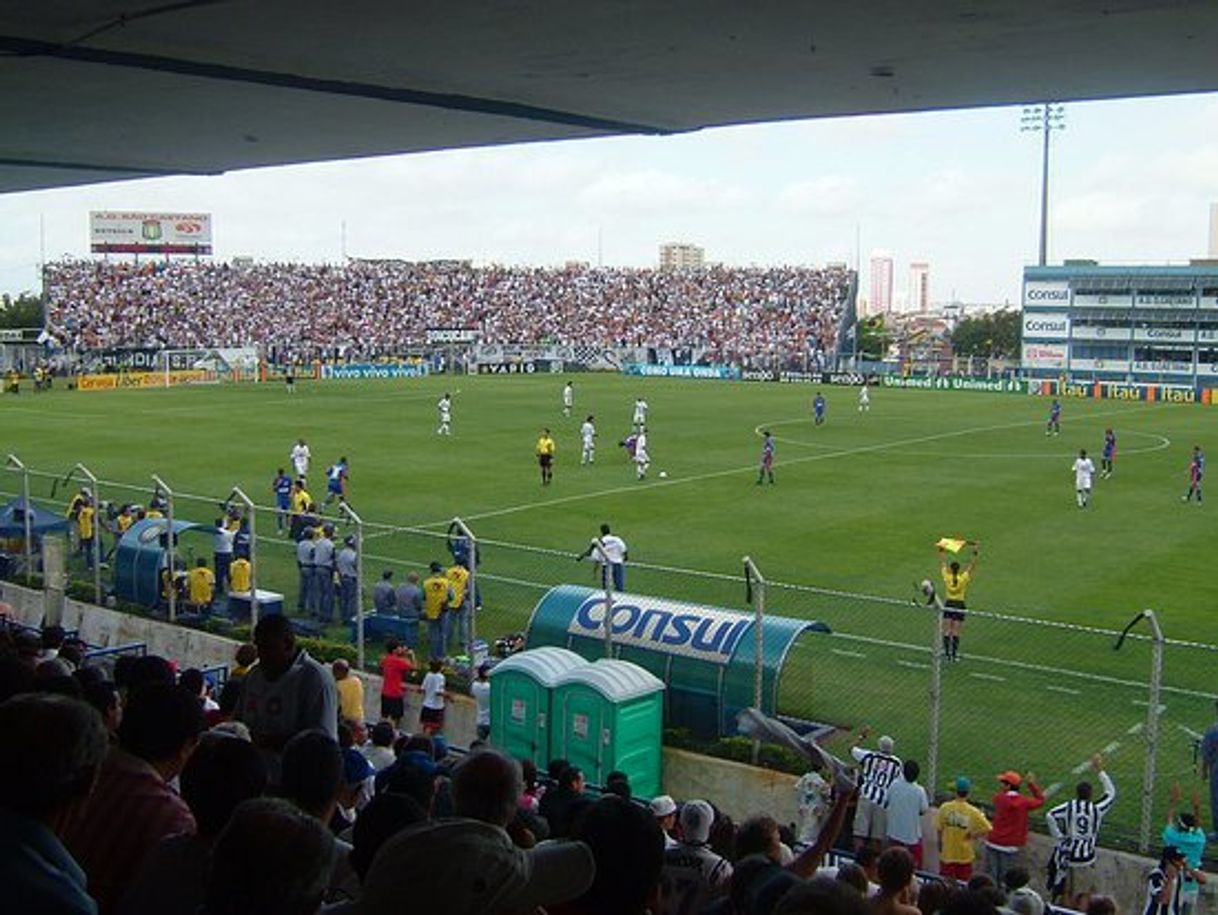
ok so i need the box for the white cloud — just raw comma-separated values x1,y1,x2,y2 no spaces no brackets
775,176,861,217
577,170,749,214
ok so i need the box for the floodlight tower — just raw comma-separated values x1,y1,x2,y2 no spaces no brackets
1021,103,1066,266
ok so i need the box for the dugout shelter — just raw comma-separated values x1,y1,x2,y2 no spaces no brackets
525,584,828,737
113,517,208,608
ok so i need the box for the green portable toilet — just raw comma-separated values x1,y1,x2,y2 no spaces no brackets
489,647,585,767
551,659,665,798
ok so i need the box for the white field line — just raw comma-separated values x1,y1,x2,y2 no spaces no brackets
969,672,1007,682
830,631,1218,700
896,659,930,670
831,648,867,659
1132,700,1168,713
1126,722,1144,736
1178,724,1203,740
1046,686,1081,696
422,401,1178,526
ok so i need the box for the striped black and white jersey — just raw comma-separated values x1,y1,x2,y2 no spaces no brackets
1045,770,1116,866
1143,867,1183,915
850,747,903,805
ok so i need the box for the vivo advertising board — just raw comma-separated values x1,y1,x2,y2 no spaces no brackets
1022,342,1068,369
567,592,752,665
1022,281,1070,306
320,362,429,380
1022,313,1070,340
90,211,212,254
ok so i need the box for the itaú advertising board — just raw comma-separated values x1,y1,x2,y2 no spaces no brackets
90,211,212,254
1022,281,1070,306
567,591,753,664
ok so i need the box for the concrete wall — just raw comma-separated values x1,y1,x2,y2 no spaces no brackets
4,581,1210,915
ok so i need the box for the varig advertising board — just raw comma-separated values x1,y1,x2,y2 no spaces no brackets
90,211,212,255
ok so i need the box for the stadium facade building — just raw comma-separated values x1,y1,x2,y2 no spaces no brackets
1021,263,1218,388
658,242,705,269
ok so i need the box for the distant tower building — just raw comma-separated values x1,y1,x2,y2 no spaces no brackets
659,243,705,270
909,261,930,313
1210,203,1218,258
869,255,894,314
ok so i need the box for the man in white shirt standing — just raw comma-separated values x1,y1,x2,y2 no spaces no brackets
634,428,650,480
1073,448,1096,509
290,438,311,479
632,397,648,431
436,393,452,436
562,381,574,418
859,384,871,412
577,523,629,592
885,759,930,868
580,415,597,465
470,662,491,741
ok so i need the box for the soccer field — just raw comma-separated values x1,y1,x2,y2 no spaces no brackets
2,373,1215,846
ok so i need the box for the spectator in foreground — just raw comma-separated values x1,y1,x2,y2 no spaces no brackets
660,799,733,915
985,769,1044,887
1046,754,1115,905
934,776,992,882
331,659,364,725
204,797,335,915
358,817,595,915
851,729,903,852
539,763,590,838
1005,867,1045,915
0,693,109,915
1163,782,1208,915
65,683,204,915
234,613,338,771
873,847,922,915
361,720,397,771
348,793,427,884
452,749,522,830
773,876,870,915
118,733,268,915
885,759,929,868
651,794,679,849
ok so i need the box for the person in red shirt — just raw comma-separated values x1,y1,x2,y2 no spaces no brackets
985,769,1045,885
379,638,414,725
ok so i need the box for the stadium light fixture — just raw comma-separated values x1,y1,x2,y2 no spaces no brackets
1020,102,1067,267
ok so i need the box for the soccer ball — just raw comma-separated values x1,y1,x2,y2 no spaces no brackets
919,579,935,599
659,471,668,479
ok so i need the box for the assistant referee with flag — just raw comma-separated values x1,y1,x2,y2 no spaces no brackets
938,539,979,662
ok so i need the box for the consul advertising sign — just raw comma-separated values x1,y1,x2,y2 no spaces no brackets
1022,312,1070,340
1023,281,1070,306
567,592,753,665
90,211,213,255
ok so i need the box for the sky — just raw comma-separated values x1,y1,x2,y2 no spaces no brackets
3,91,1218,307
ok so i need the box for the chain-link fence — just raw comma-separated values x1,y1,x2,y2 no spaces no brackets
2,456,1213,852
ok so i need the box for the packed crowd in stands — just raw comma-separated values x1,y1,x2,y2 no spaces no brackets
1,614,1212,915
43,259,851,366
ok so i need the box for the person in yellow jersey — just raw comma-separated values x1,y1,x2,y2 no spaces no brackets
77,496,97,569
331,658,365,725
187,557,216,612
536,427,556,485
938,542,979,662
289,478,312,540
422,561,454,660
229,553,252,593
65,488,88,550
935,776,992,881
445,559,472,655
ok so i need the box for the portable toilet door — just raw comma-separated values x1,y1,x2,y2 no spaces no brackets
552,659,665,797
488,647,585,767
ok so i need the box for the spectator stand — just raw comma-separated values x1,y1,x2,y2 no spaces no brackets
524,584,831,738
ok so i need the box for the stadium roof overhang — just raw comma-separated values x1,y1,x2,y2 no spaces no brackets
3,1,1218,194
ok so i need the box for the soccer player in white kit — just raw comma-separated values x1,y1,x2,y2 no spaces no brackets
290,438,311,479
580,415,596,465
634,428,650,480
858,384,870,412
1073,448,1096,508
632,397,648,431
563,382,574,418
437,393,452,435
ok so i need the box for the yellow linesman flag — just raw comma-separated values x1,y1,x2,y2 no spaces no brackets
936,537,968,553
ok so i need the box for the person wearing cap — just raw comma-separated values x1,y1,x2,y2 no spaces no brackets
985,769,1044,886
359,817,595,915
934,776,992,882
1163,782,1208,915
650,795,679,849
335,535,359,621
312,524,336,623
422,562,454,659
295,527,315,613
1145,845,1205,915
850,727,903,852
659,799,732,915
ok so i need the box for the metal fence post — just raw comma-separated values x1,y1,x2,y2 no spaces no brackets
228,487,258,626
1141,609,1165,854
743,556,766,764
5,455,33,584
927,596,943,803
66,463,103,605
452,517,478,656
152,475,176,622
339,501,365,671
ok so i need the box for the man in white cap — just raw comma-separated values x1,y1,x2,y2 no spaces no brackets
659,799,731,915
650,795,678,849
850,727,903,852
358,817,594,915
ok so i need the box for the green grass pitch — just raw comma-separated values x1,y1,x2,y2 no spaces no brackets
2,373,1215,845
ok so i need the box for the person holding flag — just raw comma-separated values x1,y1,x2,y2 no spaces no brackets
937,538,979,662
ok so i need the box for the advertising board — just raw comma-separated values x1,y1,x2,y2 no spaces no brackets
621,364,740,380
89,211,212,255
1022,281,1070,306
1022,312,1070,340
320,362,429,380
1021,342,1068,369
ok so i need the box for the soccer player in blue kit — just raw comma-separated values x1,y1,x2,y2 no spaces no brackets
1101,429,1117,479
272,467,293,533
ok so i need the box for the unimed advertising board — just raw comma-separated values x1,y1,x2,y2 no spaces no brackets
89,211,213,255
